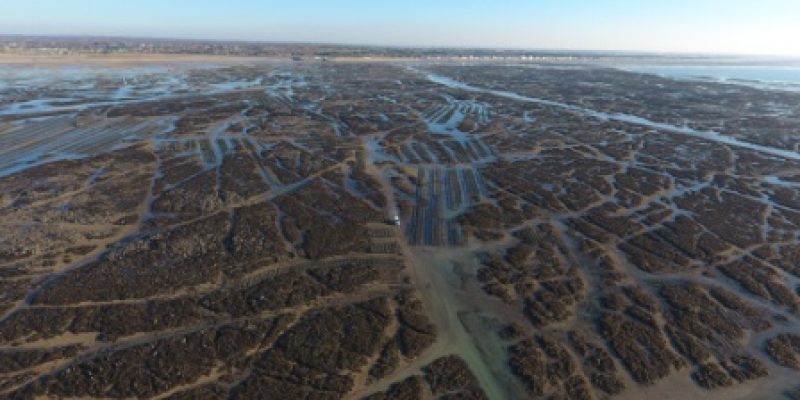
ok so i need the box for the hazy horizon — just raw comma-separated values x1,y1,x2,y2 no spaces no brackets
2,0,800,57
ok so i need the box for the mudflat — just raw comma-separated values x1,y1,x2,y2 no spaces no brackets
1,57,799,400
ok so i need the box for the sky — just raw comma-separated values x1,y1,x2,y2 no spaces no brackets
2,0,800,56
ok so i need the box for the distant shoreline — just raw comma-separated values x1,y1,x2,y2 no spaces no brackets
0,52,431,68
2,50,799,70
0,52,291,67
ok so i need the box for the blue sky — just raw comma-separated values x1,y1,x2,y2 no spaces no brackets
2,0,800,56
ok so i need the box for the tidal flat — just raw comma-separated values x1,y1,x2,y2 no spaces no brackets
1,55,799,399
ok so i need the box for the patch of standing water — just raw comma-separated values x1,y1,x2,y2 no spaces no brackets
266,70,306,102
0,98,81,116
0,67,269,117
423,71,800,161
366,136,394,164
421,96,489,145
763,176,800,189
0,152,85,178
522,111,537,123
210,78,263,91
112,81,135,100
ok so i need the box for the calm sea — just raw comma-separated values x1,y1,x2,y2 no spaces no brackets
624,65,800,91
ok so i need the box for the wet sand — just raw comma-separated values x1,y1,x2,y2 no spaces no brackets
402,244,530,400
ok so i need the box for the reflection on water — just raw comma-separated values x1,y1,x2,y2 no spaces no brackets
624,65,800,92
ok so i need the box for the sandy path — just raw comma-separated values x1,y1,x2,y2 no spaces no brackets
350,135,528,399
